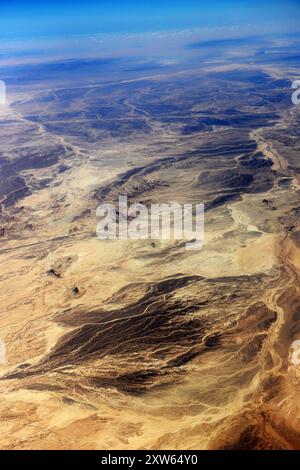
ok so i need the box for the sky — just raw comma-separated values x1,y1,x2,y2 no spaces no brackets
0,0,299,71
0,0,299,39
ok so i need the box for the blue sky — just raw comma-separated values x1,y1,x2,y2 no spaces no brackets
0,0,299,38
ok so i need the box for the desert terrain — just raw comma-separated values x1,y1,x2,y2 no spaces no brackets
1,41,300,449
